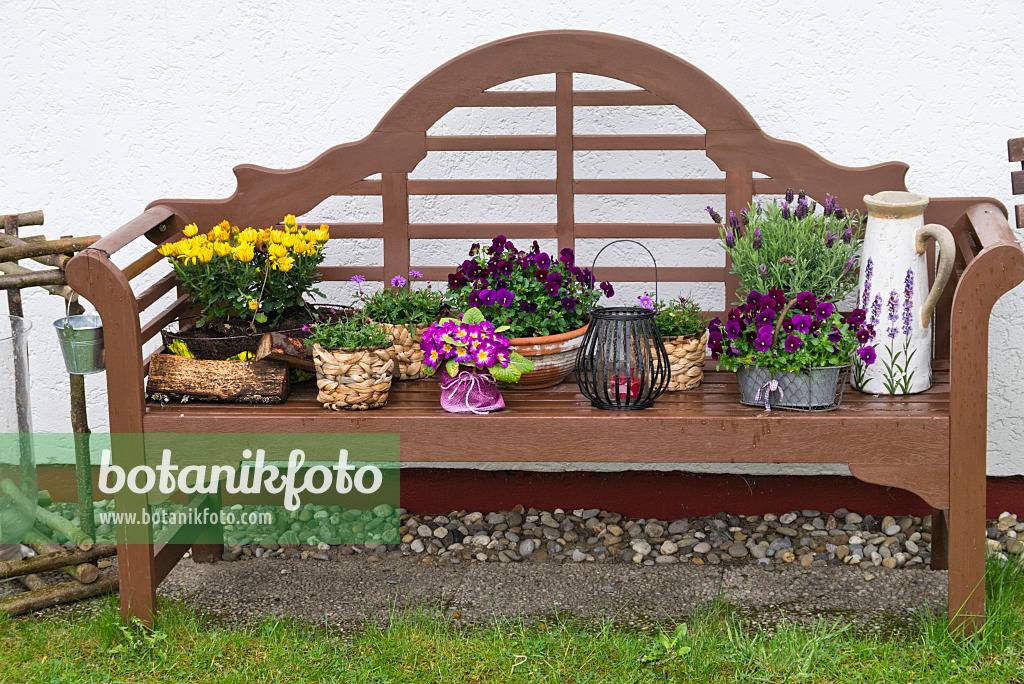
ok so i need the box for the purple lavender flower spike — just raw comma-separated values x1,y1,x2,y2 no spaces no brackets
752,227,762,249
886,289,900,339
842,227,853,243
759,264,767,279
861,258,874,309
785,188,795,203
725,229,736,248
781,201,791,220
706,206,722,224
728,211,740,229
902,268,914,335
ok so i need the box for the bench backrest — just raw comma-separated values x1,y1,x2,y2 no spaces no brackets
127,31,1003,363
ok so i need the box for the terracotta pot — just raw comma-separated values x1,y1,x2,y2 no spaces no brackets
503,323,589,390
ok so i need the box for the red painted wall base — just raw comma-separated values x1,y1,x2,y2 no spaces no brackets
399,470,1024,519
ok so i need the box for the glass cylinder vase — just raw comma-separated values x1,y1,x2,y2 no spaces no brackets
0,315,38,548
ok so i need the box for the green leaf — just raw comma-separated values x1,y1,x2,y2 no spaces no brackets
507,352,535,373
488,365,521,383
445,359,460,378
255,313,267,323
462,307,485,325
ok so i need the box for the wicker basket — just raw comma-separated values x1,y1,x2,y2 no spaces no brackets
663,330,708,391
312,342,395,410
374,321,431,381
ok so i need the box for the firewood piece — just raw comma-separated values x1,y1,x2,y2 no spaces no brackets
0,572,118,617
18,573,46,591
146,354,290,403
0,478,93,547
0,236,100,263
255,332,315,370
24,529,101,584
0,210,43,226
0,544,116,581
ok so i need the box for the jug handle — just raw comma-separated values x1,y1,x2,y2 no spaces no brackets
914,223,956,328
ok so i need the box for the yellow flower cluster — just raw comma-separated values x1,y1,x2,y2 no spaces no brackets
157,216,330,272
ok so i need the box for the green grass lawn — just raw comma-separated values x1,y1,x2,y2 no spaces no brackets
1,559,1022,684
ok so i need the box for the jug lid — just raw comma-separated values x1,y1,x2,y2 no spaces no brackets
863,191,929,219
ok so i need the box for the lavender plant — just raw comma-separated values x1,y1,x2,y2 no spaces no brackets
708,190,864,303
852,262,916,393
708,288,876,373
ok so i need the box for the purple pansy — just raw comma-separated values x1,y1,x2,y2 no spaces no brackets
815,302,835,321
600,281,614,297
784,334,803,353
479,288,497,306
791,314,813,333
496,288,515,307
561,296,577,312
858,346,877,365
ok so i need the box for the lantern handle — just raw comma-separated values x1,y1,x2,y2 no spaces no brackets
589,239,659,310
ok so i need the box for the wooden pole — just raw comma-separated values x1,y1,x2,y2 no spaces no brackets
0,236,99,264
0,572,118,617
1,210,43,227
67,297,95,538
18,573,46,592
0,261,72,298
0,269,66,289
24,528,102,584
0,479,94,547
0,544,115,580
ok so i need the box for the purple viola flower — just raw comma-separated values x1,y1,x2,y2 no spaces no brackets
860,258,874,309
561,296,577,312
559,247,575,267
791,314,813,333
546,271,563,287
545,281,561,297
768,288,787,309
535,269,550,283
781,201,791,220
902,268,914,336
753,332,773,352
845,308,867,327
815,301,835,321
491,235,507,253
448,272,467,289
827,327,843,344
724,319,741,340
600,281,614,297
519,301,538,313
796,292,818,313
728,307,744,322
784,334,803,353
350,274,366,283
752,227,762,250
858,346,877,365
706,205,722,224
781,317,796,334
856,328,872,344
479,288,497,306
535,252,551,269
746,291,762,308
755,309,776,327
577,267,595,287
725,229,736,248
496,288,515,307
725,345,741,357
785,188,795,203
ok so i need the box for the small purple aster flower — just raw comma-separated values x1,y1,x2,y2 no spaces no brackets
301,324,309,332
409,270,424,279
350,274,366,283
638,294,656,311
390,275,407,287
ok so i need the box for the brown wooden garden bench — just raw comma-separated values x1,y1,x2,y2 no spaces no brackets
65,31,1024,633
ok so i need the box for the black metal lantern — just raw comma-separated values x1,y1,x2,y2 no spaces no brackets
575,241,670,410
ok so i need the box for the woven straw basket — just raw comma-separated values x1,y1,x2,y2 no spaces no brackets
312,342,395,410
375,321,431,381
663,330,708,392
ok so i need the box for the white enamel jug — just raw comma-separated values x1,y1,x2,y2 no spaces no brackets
851,191,955,395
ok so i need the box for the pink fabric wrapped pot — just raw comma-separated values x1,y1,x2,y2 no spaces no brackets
438,367,505,414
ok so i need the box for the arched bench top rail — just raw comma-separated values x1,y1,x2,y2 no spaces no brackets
146,30,910,235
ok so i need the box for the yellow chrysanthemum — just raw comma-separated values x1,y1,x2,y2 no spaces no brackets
197,245,214,263
238,227,257,243
182,223,198,238
158,242,177,257
268,243,288,259
283,214,297,229
214,241,232,258
233,244,255,263
313,227,330,243
273,256,294,272
248,299,259,311
293,240,309,256
280,233,298,248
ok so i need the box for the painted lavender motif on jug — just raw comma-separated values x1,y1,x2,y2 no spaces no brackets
852,192,955,395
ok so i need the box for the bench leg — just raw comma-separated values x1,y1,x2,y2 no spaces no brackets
191,487,224,563
118,543,158,628
930,508,949,571
947,487,985,634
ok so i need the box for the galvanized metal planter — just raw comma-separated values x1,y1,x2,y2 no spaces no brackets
53,314,104,375
736,365,851,412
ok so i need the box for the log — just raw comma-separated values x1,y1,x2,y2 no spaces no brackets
24,528,102,584
255,332,315,370
146,354,291,403
0,544,116,580
0,236,99,264
18,573,46,592
0,269,66,290
0,478,94,546
0,572,118,617
0,261,72,298
1,210,43,227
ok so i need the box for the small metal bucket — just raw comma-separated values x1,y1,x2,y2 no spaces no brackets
53,315,105,374
737,365,850,411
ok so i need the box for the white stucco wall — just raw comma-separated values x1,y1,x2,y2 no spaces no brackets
3,2,1023,475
